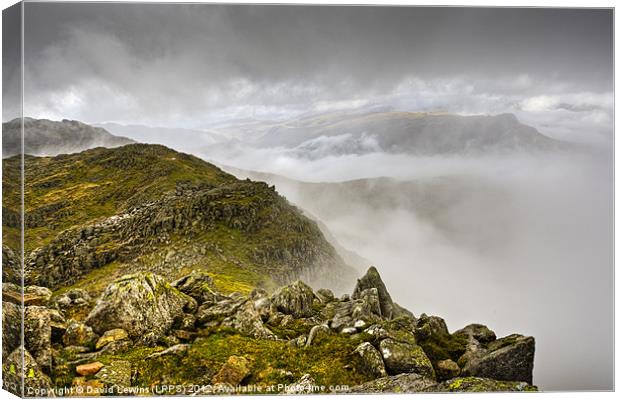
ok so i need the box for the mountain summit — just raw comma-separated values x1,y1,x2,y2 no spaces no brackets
2,117,135,157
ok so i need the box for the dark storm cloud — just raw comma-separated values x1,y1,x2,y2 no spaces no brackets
14,3,614,133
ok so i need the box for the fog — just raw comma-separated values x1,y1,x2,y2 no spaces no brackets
196,143,613,391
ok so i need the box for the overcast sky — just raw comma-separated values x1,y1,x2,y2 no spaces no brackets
3,4,614,142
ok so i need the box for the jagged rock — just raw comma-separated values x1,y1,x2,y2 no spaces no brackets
251,290,272,321
212,356,251,385
454,324,497,344
63,322,99,348
354,342,387,378
196,296,245,326
305,324,331,346
379,338,435,379
94,360,132,388
76,361,104,376
348,373,436,393
459,334,535,384
315,288,335,303
429,377,537,392
284,374,317,394
271,280,316,318
363,324,389,340
2,301,21,359
95,329,129,350
85,272,195,340
173,270,223,304
352,266,395,319
24,306,52,373
324,288,382,332
3,347,55,397
436,359,460,380
146,344,189,359
221,300,276,339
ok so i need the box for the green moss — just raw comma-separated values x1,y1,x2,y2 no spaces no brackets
416,331,468,367
442,377,537,392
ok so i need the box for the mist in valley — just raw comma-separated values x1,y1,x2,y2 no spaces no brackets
206,144,613,391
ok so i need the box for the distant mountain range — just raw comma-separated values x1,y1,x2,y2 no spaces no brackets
2,118,135,157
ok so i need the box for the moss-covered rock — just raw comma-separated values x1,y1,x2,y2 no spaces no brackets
85,272,194,342
348,372,437,393
354,342,387,379
430,376,537,392
271,280,316,318
379,338,435,379
212,355,251,385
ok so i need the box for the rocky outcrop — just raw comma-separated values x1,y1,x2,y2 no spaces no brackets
354,342,387,379
270,280,316,318
84,272,194,341
352,266,395,318
459,334,535,384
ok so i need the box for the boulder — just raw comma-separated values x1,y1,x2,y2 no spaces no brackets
315,288,335,303
379,338,435,379
348,373,436,393
85,272,194,340
354,342,387,379
212,356,251,385
55,288,92,310
3,283,52,307
173,270,223,304
415,314,450,338
220,301,276,339
76,361,104,376
352,266,395,319
63,322,99,348
459,334,535,384
196,296,245,326
24,306,52,372
454,324,497,344
271,280,316,318
95,329,129,350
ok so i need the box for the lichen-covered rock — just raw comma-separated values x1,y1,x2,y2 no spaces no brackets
454,324,497,344
348,373,436,393
3,347,55,397
315,288,335,303
379,338,435,379
24,306,52,373
430,376,537,392
221,301,275,339
271,280,316,318
94,360,132,388
323,289,382,332
2,301,21,359
55,288,92,310
95,328,129,350
436,359,460,380
415,314,449,339
460,334,535,384
212,356,251,385
196,296,245,326
173,270,224,304
63,322,99,348
352,266,395,319
354,342,387,379
85,272,195,340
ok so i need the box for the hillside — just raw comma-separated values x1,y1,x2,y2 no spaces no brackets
2,143,537,396
2,117,135,157
2,144,356,295
255,112,565,156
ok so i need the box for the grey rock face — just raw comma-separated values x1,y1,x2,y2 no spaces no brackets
460,334,535,384
354,342,387,379
352,266,395,319
85,272,194,340
271,280,316,318
379,338,435,379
